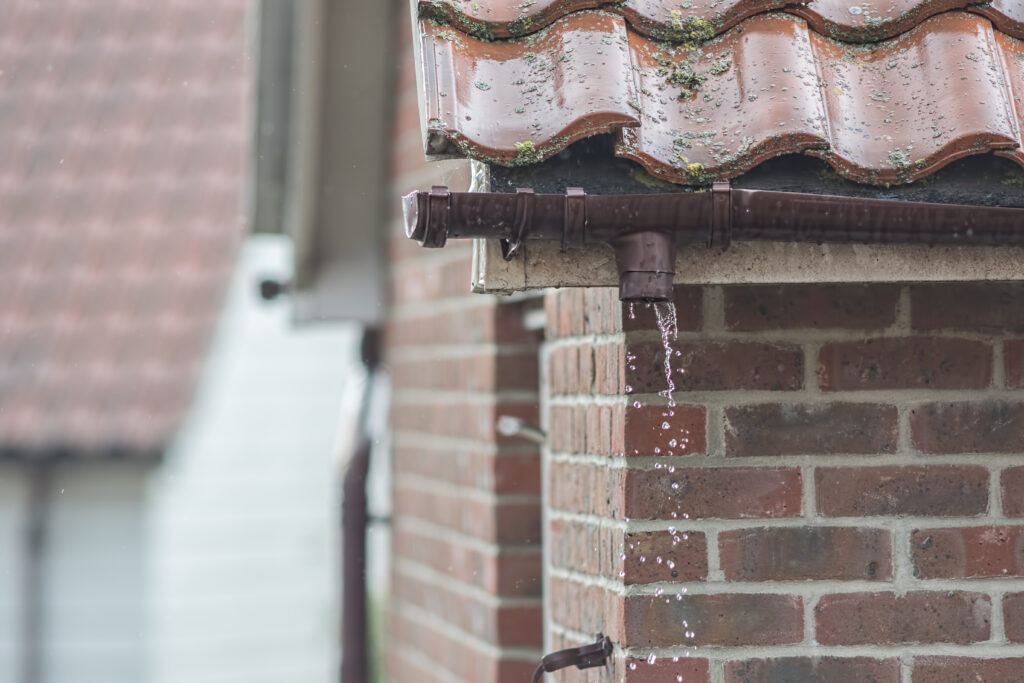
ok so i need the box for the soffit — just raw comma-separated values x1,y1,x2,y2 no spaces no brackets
416,2,1024,186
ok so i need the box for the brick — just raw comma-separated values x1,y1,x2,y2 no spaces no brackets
626,341,803,394
584,287,623,335
390,352,538,393
725,402,898,457
623,529,707,584
1007,340,1024,389
911,527,1024,579
548,519,620,579
913,657,1024,682
549,461,622,517
724,283,900,331
911,401,1024,454
548,576,622,640
389,608,537,683
818,337,992,391
815,591,990,645
393,446,540,495
625,404,706,456
623,286,703,332
392,400,538,444
621,657,710,683
393,569,541,648
593,342,624,395
393,528,541,597
1003,593,1024,642
626,467,801,520
816,466,988,517
911,282,1024,332
1003,467,1024,517
724,657,900,683
394,484,541,543
624,593,803,647
720,527,891,581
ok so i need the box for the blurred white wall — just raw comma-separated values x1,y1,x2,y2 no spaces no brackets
149,234,360,683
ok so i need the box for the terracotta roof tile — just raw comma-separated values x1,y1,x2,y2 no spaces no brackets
0,1,247,457
418,8,1024,185
420,0,1024,42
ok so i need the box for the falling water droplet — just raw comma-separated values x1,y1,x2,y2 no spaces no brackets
629,662,637,670
654,302,678,407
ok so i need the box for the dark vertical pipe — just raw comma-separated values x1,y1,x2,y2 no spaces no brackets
342,328,380,683
21,462,52,683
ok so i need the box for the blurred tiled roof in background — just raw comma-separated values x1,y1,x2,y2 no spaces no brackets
0,1,248,457
417,0,1024,186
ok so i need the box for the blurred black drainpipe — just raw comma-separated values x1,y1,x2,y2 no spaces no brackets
341,329,381,683
22,461,52,683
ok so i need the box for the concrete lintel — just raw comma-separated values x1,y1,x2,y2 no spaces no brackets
471,239,1024,294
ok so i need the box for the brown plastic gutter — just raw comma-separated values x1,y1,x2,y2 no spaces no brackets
403,182,1024,301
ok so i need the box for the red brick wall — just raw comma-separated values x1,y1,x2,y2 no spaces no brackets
545,282,1024,682
384,5,544,681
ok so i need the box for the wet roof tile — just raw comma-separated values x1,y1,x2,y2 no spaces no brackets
417,7,1024,186
420,0,1024,42
0,1,247,457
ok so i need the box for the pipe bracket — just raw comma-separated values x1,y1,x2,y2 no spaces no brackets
501,188,534,260
562,187,586,252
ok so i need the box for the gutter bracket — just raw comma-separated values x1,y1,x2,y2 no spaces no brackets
710,180,732,249
562,187,586,252
501,188,534,260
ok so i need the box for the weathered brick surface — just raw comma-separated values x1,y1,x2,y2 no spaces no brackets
1003,467,1024,517
911,401,1024,454
394,446,540,495
912,657,1024,681
818,337,992,391
816,466,989,517
549,404,625,455
389,608,538,683
393,528,542,597
626,341,803,393
392,400,538,444
1002,593,1024,642
624,593,803,647
620,657,710,683
911,283,1024,332
719,527,892,581
724,657,900,683
1006,339,1024,389
725,402,898,457
548,519,619,579
624,403,706,456
549,461,622,517
394,484,541,543
622,529,707,584
393,569,542,647
545,281,1024,670
625,467,802,520
548,576,622,641
724,283,901,331
815,592,990,645
911,527,1024,579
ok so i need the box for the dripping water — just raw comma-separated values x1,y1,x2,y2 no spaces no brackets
653,301,678,407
